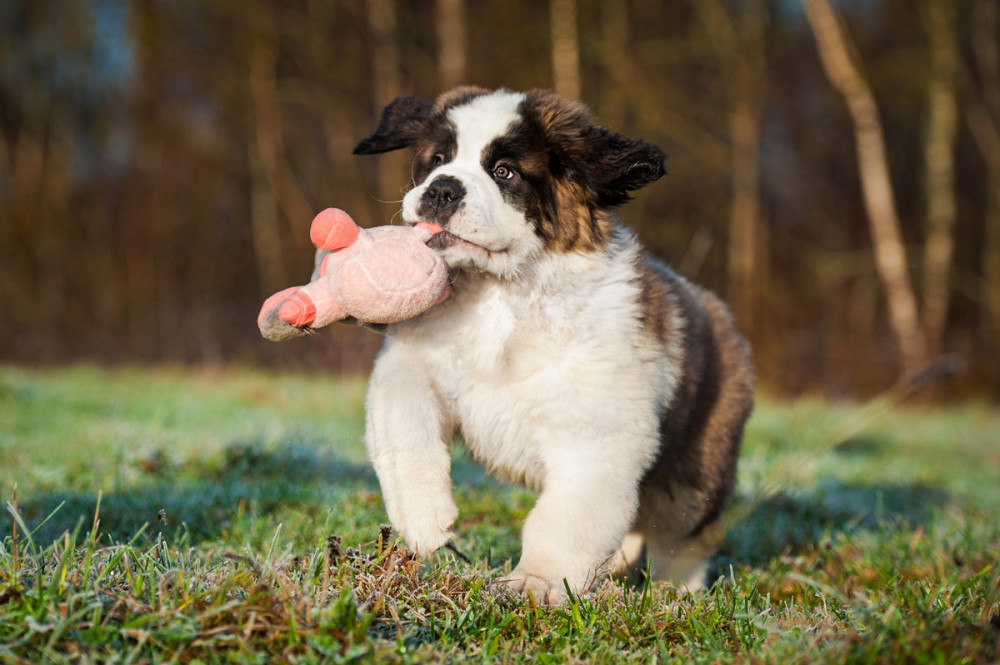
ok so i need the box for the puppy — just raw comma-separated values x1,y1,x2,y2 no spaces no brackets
353,87,754,605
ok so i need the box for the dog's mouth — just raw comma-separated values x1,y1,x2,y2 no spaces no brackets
426,229,473,251
412,223,507,256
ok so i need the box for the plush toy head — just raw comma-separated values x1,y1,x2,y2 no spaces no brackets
258,208,450,341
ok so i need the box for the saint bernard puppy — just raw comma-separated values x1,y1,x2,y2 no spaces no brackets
353,87,754,605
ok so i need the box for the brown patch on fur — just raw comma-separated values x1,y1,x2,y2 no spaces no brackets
686,289,754,536
637,258,672,343
433,86,492,113
675,288,753,538
519,90,666,208
526,91,594,142
502,89,663,253
545,182,616,253
638,271,754,540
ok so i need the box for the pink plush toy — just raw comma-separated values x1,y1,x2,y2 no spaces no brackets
258,208,450,341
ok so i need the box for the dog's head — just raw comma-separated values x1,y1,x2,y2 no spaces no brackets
354,87,666,277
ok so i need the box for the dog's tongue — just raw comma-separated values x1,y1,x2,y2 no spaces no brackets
414,221,445,236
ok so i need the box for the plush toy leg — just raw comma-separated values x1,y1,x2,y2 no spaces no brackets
259,286,311,342
278,281,346,328
258,286,301,326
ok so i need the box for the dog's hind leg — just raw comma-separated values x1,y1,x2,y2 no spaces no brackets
603,529,652,589
643,518,724,592
608,530,645,577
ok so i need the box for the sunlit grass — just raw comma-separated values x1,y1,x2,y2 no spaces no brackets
1,366,997,663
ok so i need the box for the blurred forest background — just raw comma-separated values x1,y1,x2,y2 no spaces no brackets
2,0,998,398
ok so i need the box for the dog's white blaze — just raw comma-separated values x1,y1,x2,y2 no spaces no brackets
402,90,540,276
448,91,524,164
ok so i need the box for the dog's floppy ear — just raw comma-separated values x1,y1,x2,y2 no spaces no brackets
354,97,433,155
580,128,666,206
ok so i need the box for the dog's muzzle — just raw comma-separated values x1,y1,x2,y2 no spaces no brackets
418,176,466,225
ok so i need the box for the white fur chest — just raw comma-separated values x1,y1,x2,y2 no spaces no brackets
384,250,667,489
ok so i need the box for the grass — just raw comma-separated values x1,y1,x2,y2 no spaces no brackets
0,365,997,663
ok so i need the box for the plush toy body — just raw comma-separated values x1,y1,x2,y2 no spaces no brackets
258,208,449,341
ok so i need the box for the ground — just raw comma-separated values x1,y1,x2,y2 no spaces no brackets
0,366,997,663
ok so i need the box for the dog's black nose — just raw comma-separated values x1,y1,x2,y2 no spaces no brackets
420,176,465,222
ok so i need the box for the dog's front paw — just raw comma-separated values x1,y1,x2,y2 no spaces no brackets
495,567,576,607
392,496,458,557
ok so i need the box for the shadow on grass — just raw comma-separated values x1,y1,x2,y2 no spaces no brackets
2,440,379,546
5,439,956,581
718,481,952,570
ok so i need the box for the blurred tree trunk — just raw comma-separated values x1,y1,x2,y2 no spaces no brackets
598,2,629,129
597,4,730,202
36,115,73,339
598,3,730,173
964,0,1000,337
803,0,928,374
920,0,959,359
550,0,580,99
596,3,732,276
248,144,288,294
8,119,46,337
125,0,165,357
696,0,768,343
436,0,466,89
365,0,407,206
4,6,87,358
9,112,73,354
249,0,312,250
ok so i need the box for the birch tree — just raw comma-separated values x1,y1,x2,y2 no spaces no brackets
920,0,959,358
803,0,927,373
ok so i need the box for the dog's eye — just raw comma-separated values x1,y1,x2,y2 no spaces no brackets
432,153,445,167
493,164,516,180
